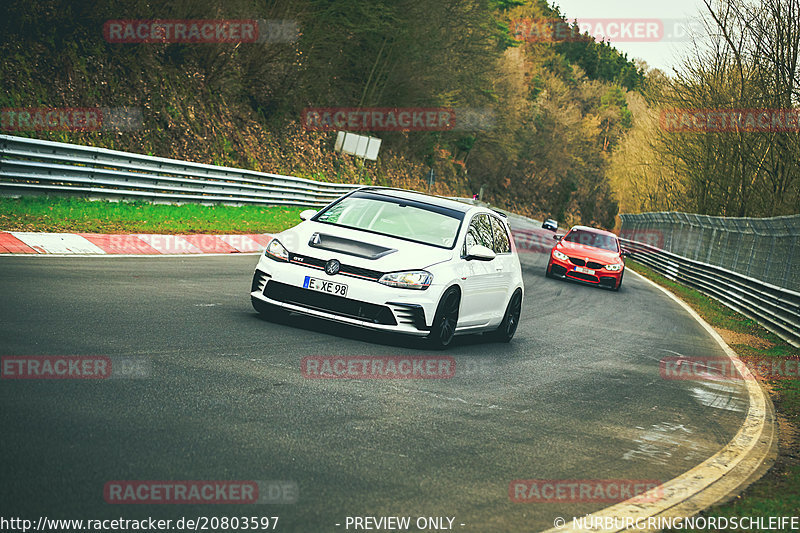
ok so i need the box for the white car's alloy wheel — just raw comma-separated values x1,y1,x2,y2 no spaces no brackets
428,287,460,349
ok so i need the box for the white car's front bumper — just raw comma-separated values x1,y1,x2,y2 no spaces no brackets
250,255,445,336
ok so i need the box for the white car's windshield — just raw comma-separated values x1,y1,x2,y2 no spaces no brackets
314,191,464,248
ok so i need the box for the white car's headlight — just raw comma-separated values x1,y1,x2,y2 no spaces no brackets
265,239,289,262
552,249,569,261
605,263,623,271
378,271,433,290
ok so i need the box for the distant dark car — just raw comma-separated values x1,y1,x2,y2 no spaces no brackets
542,218,558,231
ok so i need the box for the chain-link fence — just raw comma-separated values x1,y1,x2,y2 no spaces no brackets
619,212,800,293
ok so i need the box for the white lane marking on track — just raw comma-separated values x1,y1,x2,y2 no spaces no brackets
398,387,532,414
690,383,747,413
10,232,107,254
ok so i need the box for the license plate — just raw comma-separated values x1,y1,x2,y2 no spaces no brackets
575,266,595,275
303,276,348,297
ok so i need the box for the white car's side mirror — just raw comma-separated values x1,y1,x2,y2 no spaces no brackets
466,244,496,261
299,209,317,221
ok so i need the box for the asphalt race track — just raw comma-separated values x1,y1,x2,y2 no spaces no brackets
0,225,750,532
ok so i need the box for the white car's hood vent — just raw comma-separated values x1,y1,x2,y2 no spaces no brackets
308,232,397,260
282,222,454,271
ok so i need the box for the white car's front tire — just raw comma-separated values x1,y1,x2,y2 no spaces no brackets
427,287,460,350
488,290,522,343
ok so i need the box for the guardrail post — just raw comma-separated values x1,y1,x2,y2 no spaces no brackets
785,235,798,287
763,234,777,280
732,220,743,271
705,228,716,264
681,216,692,258
692,215,705,261
745,220,758,277
721,227,733,269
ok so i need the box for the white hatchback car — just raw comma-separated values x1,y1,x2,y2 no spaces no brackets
250,187,524,348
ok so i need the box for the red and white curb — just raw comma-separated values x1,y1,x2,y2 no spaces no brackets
0,231,273,255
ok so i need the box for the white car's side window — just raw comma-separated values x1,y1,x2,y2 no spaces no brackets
490,216,511,254
476,215,494,250
463,213,494,256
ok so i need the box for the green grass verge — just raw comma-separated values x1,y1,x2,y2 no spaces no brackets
626,260,800,528
0,196,306,234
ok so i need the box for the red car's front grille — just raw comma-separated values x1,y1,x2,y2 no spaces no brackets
568,271,599,283
568,257,604,270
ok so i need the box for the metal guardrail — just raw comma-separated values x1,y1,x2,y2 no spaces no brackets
620,211,800,293
0,135,359,207
620,236,800,348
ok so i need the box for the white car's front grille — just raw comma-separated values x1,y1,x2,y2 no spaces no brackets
288,253,384,281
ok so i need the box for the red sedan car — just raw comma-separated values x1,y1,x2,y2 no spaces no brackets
545,225,627,290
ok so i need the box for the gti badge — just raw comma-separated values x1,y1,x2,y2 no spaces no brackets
325,259,341,276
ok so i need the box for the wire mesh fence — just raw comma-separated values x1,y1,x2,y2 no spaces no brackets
619,212,800,293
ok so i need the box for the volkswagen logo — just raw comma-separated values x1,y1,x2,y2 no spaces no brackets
325,259,341,276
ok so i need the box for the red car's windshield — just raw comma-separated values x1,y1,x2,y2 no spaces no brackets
563,229,619,252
